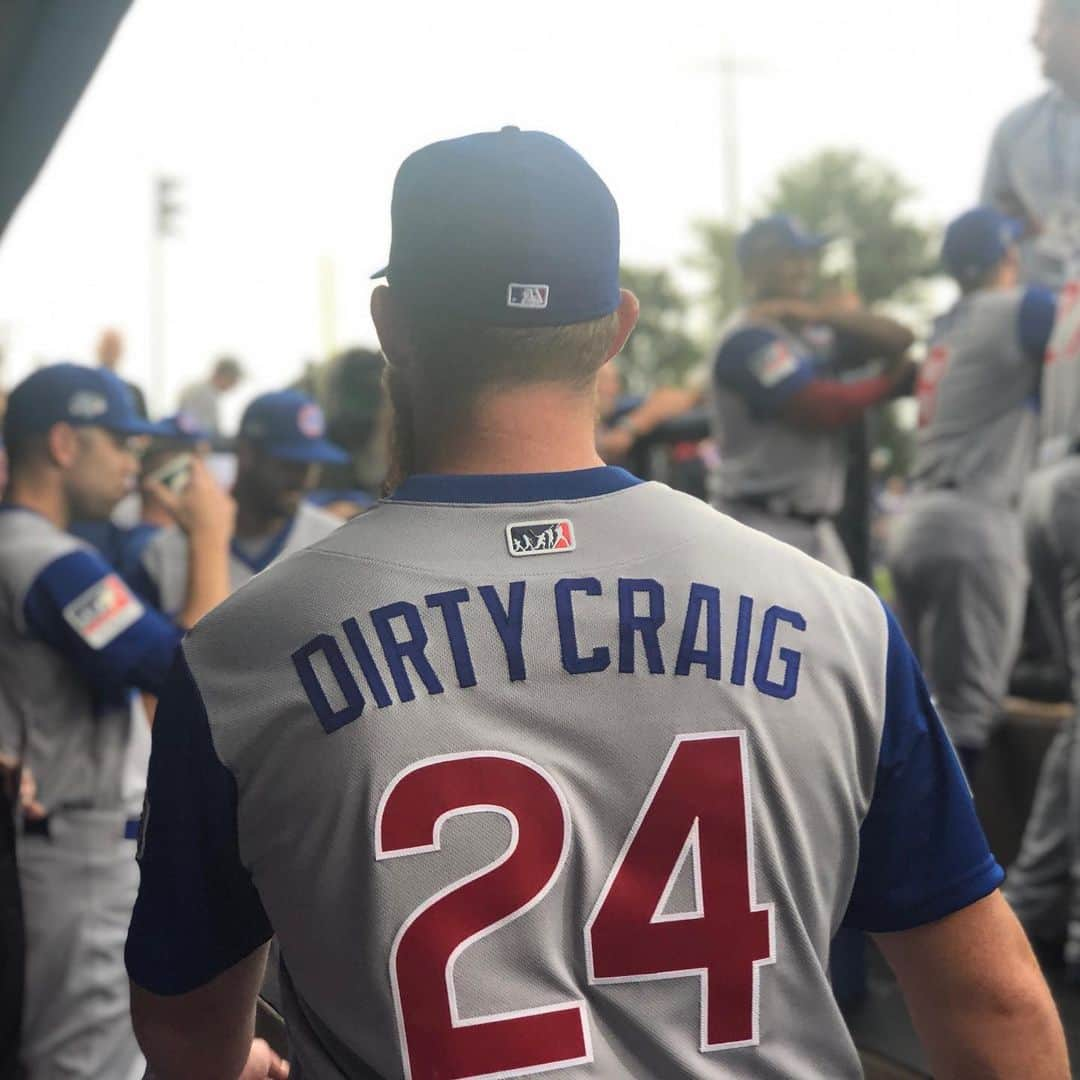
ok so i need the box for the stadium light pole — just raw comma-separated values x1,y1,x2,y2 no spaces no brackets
150,175,182,415
694,52,768,227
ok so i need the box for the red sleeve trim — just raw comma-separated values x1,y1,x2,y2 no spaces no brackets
782,374,894,431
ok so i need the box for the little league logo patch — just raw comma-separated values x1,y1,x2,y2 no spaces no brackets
62,574,144,650
297,402,326,438
506,519,575,557
507,283,550,310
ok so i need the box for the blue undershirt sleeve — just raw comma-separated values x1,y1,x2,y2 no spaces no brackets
713,327,817,420
125,649,272,994
1018,285,1058,363
842,602,1004,932
23,549,182,696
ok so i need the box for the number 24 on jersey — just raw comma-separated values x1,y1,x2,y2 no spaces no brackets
375,732,776,1080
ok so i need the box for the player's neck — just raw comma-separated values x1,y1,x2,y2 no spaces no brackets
5,474,70,530
413,384,604,477
233,501,288,542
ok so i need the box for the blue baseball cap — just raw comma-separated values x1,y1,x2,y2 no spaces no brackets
372,127,620,327
942,207,1024,286
736,215,831,269
3,363,167,444
238,390,349,465
151,411,210,444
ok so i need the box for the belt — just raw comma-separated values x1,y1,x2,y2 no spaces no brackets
731,495,833,526
23,814,140,841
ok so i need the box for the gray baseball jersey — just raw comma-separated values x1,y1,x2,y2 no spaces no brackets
709,313,848,517
128,467,999,1079
132,500,342,616
910,286,1053,507
0,505,183,1080
982,88,1080,288
0,507,179,816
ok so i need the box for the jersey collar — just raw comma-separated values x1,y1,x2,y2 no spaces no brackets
387,466,642,505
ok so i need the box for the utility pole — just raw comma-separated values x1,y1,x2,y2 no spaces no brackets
697,52,767,228
150,175,182,414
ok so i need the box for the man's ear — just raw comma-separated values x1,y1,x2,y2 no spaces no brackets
605,289,641,361
46,423,80,468
371,286,414,370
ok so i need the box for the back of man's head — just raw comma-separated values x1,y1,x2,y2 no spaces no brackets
371,127,631,481
212,356,244,389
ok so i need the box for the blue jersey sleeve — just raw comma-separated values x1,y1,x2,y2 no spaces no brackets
1018,285,1058,363
713,327,816,419
23,549,182,696
116,525,164,610
842,603,1004,932
126,649,272,995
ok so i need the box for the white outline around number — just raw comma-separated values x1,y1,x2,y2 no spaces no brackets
375,750,593,1080
583,731,776,1053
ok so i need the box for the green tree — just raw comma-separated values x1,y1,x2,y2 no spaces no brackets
617,265,702,395
687,220,742,327
766,148,939,306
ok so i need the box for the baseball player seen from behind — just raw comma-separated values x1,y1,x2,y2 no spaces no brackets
0,364,234,1079
887,207,1057,779
126,129,1067,1079
710,216,916,574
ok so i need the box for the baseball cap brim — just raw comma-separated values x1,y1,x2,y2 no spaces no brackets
261,439,350,465
371,265,389,280
103,417,175,438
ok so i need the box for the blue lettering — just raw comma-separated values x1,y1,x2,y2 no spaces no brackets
342,617,393,708
555,578,610,674
675,583,721,679
618,578,666,675
731,594,754,686
753,605,806,700
478,582,527,682
291,634,365,734
425,589,477,689
370,601,445,703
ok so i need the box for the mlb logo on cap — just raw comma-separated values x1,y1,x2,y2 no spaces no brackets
508,284,550,310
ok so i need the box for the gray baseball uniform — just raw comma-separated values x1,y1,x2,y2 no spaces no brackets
0,506,182,1079
887,286,1053,753
982,88,1080,288
127,467,1000,1079
709,314,851,573
132,501,342,617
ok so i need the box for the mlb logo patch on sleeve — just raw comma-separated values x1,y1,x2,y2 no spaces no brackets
507,519,575,556
62,574,144,649
750,342,799,388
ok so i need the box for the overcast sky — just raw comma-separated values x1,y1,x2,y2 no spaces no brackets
0,0,1047,413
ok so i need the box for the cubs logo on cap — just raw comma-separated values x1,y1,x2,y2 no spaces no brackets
238,390,349,465
297,402,326,439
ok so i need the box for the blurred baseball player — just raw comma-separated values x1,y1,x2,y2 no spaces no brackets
982,0,1080,287
887,208,1056,777
711,215,915,573
127,129,1065,1079
70,411,211,589
1005,249,1080,976
0,364,233,1079
131,390,347,617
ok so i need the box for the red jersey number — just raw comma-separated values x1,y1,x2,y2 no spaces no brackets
376,734,774,1079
